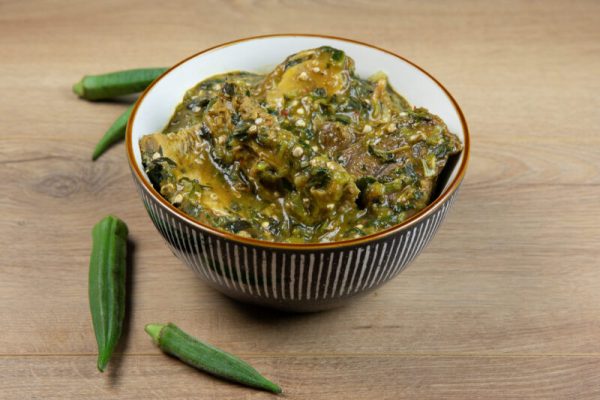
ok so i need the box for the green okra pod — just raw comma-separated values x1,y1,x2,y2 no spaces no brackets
89,215,128,372
145,323,282,394
92,105,132,160
73,67,167,101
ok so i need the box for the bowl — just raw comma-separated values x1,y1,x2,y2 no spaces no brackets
126,34,470,312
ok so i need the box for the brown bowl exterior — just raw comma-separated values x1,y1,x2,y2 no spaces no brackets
131,174,460,311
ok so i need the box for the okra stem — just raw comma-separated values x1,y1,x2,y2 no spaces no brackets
145,323,282,394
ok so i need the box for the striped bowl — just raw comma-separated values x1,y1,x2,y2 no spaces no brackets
126,35,470,312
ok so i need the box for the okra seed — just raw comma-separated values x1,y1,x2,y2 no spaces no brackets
173,194,183,204
292,146,304,158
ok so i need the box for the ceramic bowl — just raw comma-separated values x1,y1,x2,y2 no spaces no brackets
126,34,470,312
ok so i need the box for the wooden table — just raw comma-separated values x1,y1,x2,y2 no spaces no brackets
2,0,599,398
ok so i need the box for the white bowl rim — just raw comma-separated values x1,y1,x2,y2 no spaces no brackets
126,33,470,250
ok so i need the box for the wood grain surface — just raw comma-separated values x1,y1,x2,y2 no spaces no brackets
1,0,599,398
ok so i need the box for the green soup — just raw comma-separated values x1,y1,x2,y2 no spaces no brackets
140,47,462,243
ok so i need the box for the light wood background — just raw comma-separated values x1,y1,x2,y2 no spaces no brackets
2,0,599,398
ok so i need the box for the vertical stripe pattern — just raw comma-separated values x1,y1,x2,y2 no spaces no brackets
134,174,459,310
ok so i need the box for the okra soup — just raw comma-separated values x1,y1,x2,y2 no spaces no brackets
139,47,462,243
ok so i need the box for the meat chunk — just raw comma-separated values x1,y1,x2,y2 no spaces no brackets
314,120,356,159
259,46,354,109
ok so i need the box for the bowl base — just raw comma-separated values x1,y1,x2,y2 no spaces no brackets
206,281,375,312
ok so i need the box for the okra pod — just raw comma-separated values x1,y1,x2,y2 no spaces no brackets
89,215,128,372
73,67,167,101
145,323,282,394
92,105,132,160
